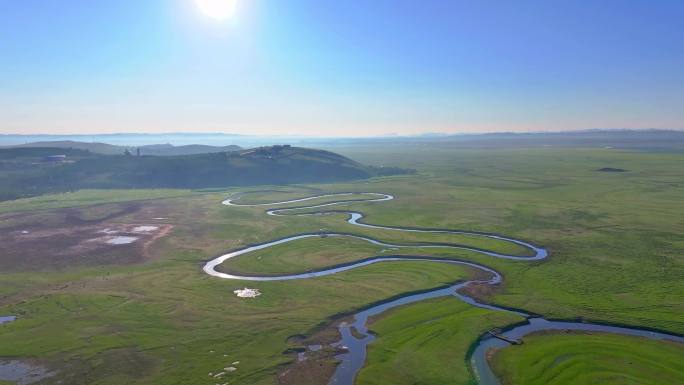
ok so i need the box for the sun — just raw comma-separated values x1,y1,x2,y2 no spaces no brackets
195,0,238,20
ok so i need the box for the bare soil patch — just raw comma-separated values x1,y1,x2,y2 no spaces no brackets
0,202,174,271
457,281,498,302
278,352,339,385
278,317,352,385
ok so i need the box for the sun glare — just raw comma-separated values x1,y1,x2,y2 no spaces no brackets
195,0,238,20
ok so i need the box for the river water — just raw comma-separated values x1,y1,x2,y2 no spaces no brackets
207,192,683,385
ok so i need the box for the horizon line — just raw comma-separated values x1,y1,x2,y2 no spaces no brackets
1,128,683,139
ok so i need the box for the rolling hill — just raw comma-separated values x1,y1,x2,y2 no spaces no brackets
8,140,242,156
0,145,412,200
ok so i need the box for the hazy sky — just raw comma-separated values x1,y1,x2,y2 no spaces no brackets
1,0,683,136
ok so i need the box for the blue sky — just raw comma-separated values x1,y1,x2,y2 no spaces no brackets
1,0,683,136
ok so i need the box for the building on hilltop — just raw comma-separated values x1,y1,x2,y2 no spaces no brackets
43,154,67,163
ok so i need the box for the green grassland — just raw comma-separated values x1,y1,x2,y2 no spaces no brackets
0,260,474,385
490,331,684,385
328,147,684,332
358,298,523,385
219,233,532,277
0,146,683,384
219,236,388,276
0,189,196,214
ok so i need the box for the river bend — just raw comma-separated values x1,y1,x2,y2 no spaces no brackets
203,192,684,385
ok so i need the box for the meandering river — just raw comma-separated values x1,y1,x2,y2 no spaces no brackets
203,192,684,385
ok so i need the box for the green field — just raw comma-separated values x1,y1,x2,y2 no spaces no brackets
358,298,523,385
219,234,530,277
0,189,196,214
1,146,683,384
490,331,684,385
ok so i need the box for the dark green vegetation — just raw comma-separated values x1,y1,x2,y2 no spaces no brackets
596,167,628,172
0,145,410,200
491,331,684,385
0,142,683,384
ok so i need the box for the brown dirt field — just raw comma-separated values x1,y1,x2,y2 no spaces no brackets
278,317,353,385
457,281,498,302
278,352,339,385
0,202,174,271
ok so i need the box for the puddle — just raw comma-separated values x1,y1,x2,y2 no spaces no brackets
132,226,159,233
0,316,16,325
0,360,55,385
297,344,323,362
106,236,139,245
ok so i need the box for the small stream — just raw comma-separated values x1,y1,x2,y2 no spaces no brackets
206,192,684,385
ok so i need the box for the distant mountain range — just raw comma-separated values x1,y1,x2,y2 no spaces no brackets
1,129,682,150
8,140,242,156
315,129,684,150
0,145,412,201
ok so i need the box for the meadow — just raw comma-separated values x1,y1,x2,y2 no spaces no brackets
490,331,684,385
0,145,683,384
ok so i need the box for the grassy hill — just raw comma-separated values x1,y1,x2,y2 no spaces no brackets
0,145,411,200
8,140,242,156
135,143,242,156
